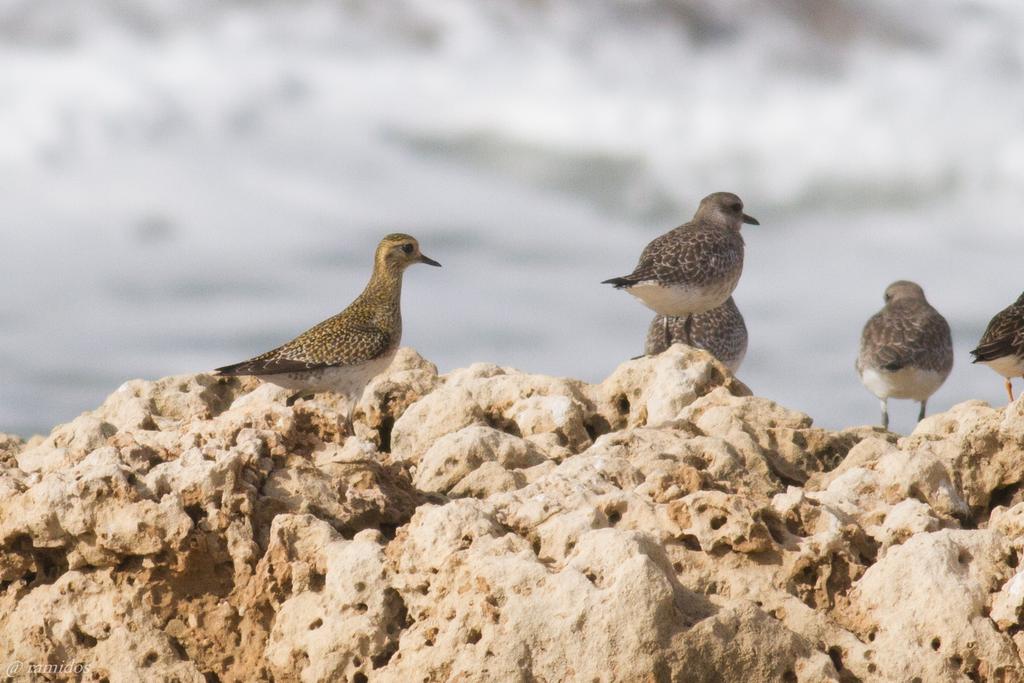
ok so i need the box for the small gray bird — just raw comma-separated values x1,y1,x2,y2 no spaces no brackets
602,192,758,317
645,296,747,373
971,292,1024,402
215,233,440,421
856,281,953,429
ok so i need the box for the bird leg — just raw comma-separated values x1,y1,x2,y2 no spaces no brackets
918,399,927,423
1007,378,1016,403
880,399,889,430
345,401,356,437
683,314,694,346
663,316,670,350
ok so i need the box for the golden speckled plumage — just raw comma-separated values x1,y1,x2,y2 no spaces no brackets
215,234,440,394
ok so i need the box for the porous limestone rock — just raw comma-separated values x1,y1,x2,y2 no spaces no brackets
2,347,1024,682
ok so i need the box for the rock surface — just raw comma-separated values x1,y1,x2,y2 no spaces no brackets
1,345,1023,681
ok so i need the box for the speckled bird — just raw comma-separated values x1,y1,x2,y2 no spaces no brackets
644,296,748,372
602,192,758,317
856,281,953,429
971,292,1024,402
215,233,440,416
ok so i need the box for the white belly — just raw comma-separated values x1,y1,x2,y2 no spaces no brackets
261,350,397,401
981,355,1024,379
860,366,948,401
627,280,736,317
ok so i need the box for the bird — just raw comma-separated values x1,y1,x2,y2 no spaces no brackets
602,192,758,318
214,233,440,424
855,281,953,430
970,292,1024,402
644,296,747,373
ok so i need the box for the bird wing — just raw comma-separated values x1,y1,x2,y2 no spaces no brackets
972,305,1024,362
860,304,952,373
605,225,730,287
602,231,674,286
216,316,393,376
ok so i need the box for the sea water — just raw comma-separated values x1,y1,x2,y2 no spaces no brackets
1,0,1023,436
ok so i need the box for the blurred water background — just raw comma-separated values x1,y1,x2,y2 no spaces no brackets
2,0,1023,437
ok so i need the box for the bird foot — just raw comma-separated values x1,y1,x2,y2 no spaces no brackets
286,391,315,407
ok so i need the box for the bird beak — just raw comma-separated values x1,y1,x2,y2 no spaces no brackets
742,213,760,225
419,254,442,267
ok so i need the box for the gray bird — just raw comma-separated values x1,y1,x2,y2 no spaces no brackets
215,233,440,421
645,296,747,372
602,192,759,317
856,281,953,429
971,292,1024,402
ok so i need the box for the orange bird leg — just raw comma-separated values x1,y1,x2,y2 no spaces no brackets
1006,378,1015,403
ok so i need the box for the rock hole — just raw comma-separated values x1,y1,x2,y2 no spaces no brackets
958,550,972,565
867,663,877,674
709,516,726,531
868,630,876,642
167,636,189,660
679,534,702,552
782,670,797,683
606,509,622,526
309,618,323,630
827,646,843,672
353,657,362,667
466,629,482,644
950,655,963,669
203,673,220,683
142,651,158,668
310,571,326,592
672,562,683,573
1009,550,1019,569
615,395,630,416
355,603,368,613
910,678,922,683
930,637,940,650
584,571,597,584
988,482,1022,512
353,674,368,683
73,626,98,647
184,504,205,525
378,414,395,453
371,644,398,669
354,581,366,592
379,524,399,541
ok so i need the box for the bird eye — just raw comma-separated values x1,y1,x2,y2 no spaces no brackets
401,243,414,254
731,203,742,211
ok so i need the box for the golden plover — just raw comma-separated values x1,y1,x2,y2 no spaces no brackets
215,233,440,419
971,292,1024,402
856,281,953,429
602,192,758,317
644,296,747,372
